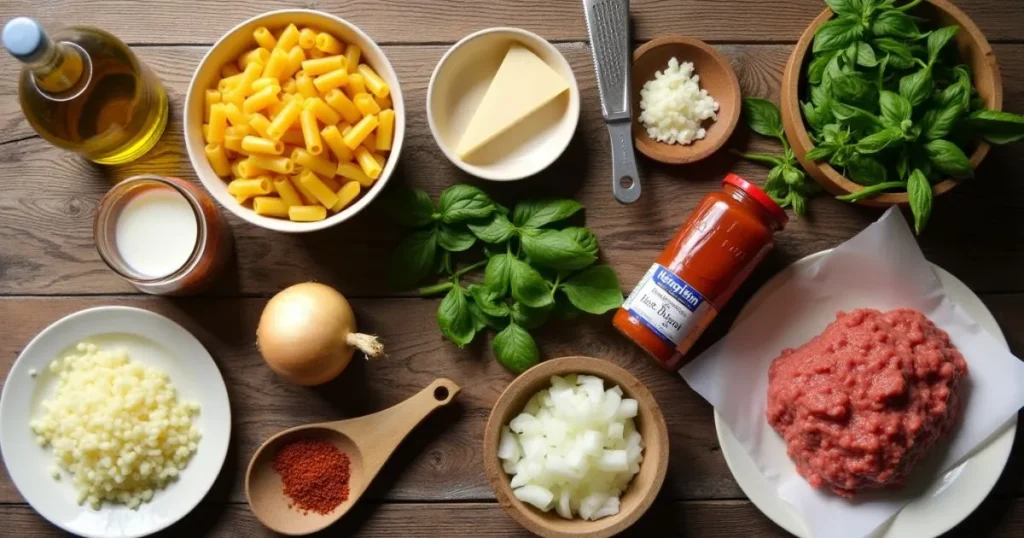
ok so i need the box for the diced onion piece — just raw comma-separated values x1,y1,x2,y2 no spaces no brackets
514,485,554,511
597,450,629,472
498,427,521,463
556,488,572,519
615,399,639,420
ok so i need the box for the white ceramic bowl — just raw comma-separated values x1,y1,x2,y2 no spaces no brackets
427,27,579,181
184,9,405,233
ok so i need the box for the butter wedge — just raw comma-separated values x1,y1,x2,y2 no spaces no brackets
456,45,570,159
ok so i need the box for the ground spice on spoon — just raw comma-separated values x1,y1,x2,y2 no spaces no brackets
272,438,351,515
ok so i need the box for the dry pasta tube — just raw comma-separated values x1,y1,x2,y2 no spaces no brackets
223,102,247,126
238,48,269,70
282,78,298,94
308,48,326,59
204,89,221,122
295,71,317,98
299,169,340,208
249,154,295,175
251,76,280,93
227,177,272,202
354,93,381,116
302,55,345,76
375,93,392,110
321,125,353,163
319,173,341,192
343,114,378,150
289,205,327,222
253,196,290,217
242,135,284,155
243,84,280,114
253,26,276,49
273,176,303,207
299,109,324,155
323,89,361,124
304,97,341,125
222,89,245,111
218,73,243,93
376,109,395,151
298,28,317,50
336,162,374,187
238,62,264,96
315,33,343,55
331,181,361,212
237,159,268,178
263,48,290,80
266,99,303,140
276,24,300,51
226,124,251,138
313,68,349,93
291,148,336,178
354,146,382,180
357,64,390,98
207,103,228,143
344,44,361,70
205,143,232,177
343,73,365,99
284,46,305,79
280,129,306,146
287,173,318,205
249,113,273,139
224,134,244,153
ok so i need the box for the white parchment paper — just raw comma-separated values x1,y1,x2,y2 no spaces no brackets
680,208,1024,538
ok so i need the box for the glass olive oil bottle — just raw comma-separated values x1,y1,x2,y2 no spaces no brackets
2,17,168,164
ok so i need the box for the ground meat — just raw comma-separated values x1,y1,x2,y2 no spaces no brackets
766,308,968,498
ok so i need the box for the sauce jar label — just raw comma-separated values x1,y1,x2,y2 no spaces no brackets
622,264,717,351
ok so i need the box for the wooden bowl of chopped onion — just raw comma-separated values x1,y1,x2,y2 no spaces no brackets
632,36,741,165
483,356,669,538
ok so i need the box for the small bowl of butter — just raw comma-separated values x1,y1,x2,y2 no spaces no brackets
427,27,580,181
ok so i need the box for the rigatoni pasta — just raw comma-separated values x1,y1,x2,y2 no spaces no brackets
201,23,395,222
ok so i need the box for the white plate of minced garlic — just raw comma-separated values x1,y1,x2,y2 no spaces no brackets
0,306,231,538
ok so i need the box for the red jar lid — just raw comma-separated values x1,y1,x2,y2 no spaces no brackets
723,173,789,229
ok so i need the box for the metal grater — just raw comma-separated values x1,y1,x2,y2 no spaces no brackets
583,0,641,204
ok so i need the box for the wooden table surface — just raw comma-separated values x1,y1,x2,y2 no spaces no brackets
1,1,1023,536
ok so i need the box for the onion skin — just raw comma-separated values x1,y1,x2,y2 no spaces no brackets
256,282,363,386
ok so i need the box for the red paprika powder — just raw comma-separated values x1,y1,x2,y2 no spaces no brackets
273,438,351,515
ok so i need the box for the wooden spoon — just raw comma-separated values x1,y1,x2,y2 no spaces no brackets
245,378,461,535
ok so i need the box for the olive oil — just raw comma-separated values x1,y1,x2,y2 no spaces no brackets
2,18,168,164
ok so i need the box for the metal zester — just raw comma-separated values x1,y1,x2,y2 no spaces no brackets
583,0,641,204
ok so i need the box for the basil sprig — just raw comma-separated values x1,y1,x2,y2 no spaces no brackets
798,0,1024,232
388,186,624,374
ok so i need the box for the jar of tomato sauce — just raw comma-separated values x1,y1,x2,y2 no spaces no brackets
613,173,788,370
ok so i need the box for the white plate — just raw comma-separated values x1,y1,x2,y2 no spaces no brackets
715,251,1016,538
0,307,232,538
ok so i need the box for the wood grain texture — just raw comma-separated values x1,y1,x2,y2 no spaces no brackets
1,0,1022,46
3,497,1024,537
1,45,1023,296
1,296,1022,507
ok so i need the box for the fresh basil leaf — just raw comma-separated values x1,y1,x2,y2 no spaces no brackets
967,109,1024,145
742,98,784,138
855,126,904,154
856,41,878,67
485,253,512,294
832,101,882,132
437,184,495,223
879,90,912,125
787,190,807,217
907,169,933,234
927,26,959,65
467,212,515,244
923,139,973,178
806,144,837,162
810,83,831,107
845,153,888,185
814,15,864,53
466,301,489,332
825,0,861,16
897,147,911,179
832,72,876,109
782,165,805,187
923,103,963,140
511,302,552,330
899,68,934,108
560,265,624,315
468,284,510,318
438,286,475,347
802,101,829,132
508,257,553,308
390,228,437,288
438,225,476,252
843,42,858,66
937,66,971,110
520,229,597,271
562,227,599,259
512,199,582,229
386,187,436,228
872,10,920,39
764,165,787,199
807,53,835,85
492,322,539,374
874,38,914,68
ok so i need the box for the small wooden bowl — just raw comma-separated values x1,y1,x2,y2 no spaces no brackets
483,357,669,538
632,36,741,165
781,0,1002,206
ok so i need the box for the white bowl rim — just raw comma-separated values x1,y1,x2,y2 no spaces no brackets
183,8,405,233
426,26,580,182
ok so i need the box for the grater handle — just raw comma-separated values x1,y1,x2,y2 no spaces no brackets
607,120,641,204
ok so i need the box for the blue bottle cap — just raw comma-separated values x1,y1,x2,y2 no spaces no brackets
3,17,46,62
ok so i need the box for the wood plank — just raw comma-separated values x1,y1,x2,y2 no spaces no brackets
1,295,1023,505
3,496,1024,537
1,45,1023,296
1,0,1021,46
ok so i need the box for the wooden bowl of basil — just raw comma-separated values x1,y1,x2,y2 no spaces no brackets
780,0,1004,208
